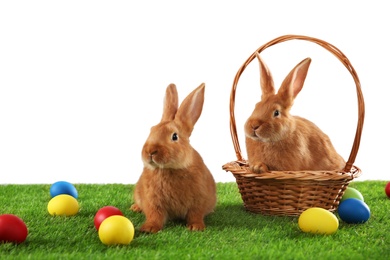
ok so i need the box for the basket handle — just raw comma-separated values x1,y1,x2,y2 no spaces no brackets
229,35,365,172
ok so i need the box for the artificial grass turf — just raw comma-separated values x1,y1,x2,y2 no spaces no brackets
0,181,389,259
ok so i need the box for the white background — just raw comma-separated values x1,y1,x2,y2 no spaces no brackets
0,1,388,184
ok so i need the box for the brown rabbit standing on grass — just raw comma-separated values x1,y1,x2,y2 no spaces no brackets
130,83,217,233
244,53,345,173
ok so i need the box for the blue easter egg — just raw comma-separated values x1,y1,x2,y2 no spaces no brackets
338,198,370,224
50,181,78,198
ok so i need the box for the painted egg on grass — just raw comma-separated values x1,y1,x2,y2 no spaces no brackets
94,206,124,230
98,215,135,245
298,207,339,235
48,194,79,216
338,198,370,224
50,181,78,198
385,181,390,198
340,187,364,202
0,214,28,243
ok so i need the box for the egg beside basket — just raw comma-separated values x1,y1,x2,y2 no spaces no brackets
222,35,365,216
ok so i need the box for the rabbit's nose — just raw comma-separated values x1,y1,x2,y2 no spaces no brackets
149,150,157,158
251,124,259,131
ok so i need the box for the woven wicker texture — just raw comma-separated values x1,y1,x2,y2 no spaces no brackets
222,35,365,216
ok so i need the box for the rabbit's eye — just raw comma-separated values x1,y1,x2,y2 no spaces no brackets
171,133,179,141
273,110,280,117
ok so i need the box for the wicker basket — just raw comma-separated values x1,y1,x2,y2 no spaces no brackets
222,35,365,216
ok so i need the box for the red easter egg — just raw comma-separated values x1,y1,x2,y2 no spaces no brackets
385,182,390,198
94,206,123,230
0,214,28,244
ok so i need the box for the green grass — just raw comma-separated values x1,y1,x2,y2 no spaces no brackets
1,181,389,259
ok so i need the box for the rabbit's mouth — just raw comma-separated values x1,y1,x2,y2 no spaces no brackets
246,131,271,143
147,156,161,167
148,159,158,167
245,121,273,142
145,155,172,169
142,154,160,169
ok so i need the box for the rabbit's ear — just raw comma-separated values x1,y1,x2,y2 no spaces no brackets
161,83,179,122
256,52,275,99
175,83,205,135
278,58,311,103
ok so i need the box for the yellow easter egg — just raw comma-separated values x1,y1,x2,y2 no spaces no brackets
47,194,79,216
298,207,338,235
98,215,134,245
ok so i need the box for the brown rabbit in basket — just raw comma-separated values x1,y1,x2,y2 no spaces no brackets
244,52,345,173
130,83,217,233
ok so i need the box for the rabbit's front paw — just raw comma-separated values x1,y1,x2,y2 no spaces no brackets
187,222,206,231
130,204,142,213
140,222,163,233
249,162,269,173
